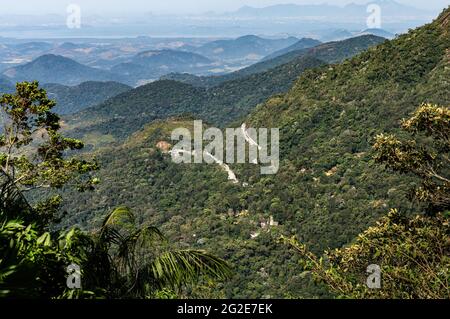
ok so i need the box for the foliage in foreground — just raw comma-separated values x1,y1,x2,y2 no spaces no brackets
283,210,449,299
0,83,231,298
0,81,99,228
61,206,232,299
286,104,450,299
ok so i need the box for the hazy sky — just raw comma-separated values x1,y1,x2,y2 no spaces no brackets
1,0,448,15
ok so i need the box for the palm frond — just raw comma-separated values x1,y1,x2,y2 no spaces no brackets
101,206,135,229
0,171,33,223
149,250,232,289
115,226,167,282
99,206,137,246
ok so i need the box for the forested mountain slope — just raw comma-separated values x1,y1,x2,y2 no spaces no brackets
43,81,132,115
238,7,449,252
261,38,321,60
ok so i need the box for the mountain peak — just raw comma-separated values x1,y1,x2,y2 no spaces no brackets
236,35,263,41
3,54,120,86
32,54,79,66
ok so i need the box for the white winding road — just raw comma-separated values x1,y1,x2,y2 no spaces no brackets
169,123,259,185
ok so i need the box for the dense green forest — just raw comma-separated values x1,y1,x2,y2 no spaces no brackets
285,103,449,299
43,81,132,115
55,9,449,298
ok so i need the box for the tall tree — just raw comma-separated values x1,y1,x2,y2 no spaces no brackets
0,81,98,227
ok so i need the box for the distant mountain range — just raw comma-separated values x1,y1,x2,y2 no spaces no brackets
227,1,430,19
0,33,389,92
186,35,300,62
133,49,212,67
0,75,14,93
163,35,386,88
0,1,441,39
65,56,324,144
2,54,124,86
0,35,311,87
319,28,395,42
13,41,53,53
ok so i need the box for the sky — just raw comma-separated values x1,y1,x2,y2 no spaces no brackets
0,0,448,16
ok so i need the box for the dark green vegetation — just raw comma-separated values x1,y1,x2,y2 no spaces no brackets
1,80,132,115
0,81,99,220
59,8,450,298
242,8,449,251
0,83,230,298
285,104,450,299
374,104,450,214
43,81,132,115
66,35,385,146
2,54,125,86
0,173,231,299
163,35,385,88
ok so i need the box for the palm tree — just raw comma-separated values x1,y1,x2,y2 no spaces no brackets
66,206,232,298
1,172,231,298
0,171,33,223
1,169,232,298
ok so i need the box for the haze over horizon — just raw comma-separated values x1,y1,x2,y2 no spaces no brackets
0,0,447,38
1,0,448,16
